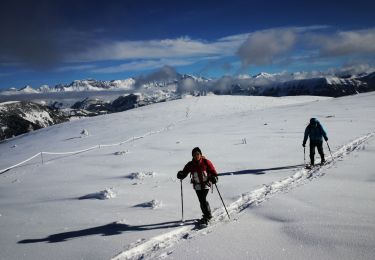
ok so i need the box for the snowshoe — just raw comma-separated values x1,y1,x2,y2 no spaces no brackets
196,217,210,228
197,222,208,229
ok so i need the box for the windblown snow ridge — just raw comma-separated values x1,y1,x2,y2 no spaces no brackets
111,132,374,260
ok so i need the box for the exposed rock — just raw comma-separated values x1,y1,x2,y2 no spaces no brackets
0,101,68,140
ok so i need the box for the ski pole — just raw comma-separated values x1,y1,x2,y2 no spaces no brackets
180,180,184,223
303,146,306,165
215,184,230,220
326,141,334,161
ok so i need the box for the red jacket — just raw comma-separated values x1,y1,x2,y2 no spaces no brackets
182,157,218,190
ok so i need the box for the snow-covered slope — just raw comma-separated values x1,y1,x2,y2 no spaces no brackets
0,93,375,260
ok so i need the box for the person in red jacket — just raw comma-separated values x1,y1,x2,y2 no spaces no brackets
177,147,218,225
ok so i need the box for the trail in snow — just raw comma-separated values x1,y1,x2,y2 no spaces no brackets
111,133,374,260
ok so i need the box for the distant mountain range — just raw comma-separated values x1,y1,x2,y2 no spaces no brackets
206,71,375,97
1,78,136,94
1,71,374,98
1,70,375,141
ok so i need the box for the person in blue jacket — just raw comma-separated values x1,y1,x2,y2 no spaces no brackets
303,118,328,166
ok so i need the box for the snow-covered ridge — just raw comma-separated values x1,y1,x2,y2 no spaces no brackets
0,101,20,107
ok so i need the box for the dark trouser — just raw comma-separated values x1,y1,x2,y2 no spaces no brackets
310,140,324,165
195,189,212,219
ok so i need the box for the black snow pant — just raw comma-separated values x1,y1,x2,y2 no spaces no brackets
195,189,212,219
310,140,324,165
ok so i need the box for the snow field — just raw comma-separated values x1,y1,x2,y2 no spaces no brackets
0,93,375,260
111,133,375,260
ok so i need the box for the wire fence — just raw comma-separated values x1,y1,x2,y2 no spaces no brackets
0,118,187,175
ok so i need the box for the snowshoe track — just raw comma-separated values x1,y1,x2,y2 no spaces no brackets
111,133,374,260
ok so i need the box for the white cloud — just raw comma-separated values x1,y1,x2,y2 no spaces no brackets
235,26,375,68
55,64,97,72
327,63,375,76
310,28,375,57
217,33,250,43
62,26,374,75
66,33,249,64
234,26,330,67
91,58,198,73
237,28,297,66
73,26,329,65
293,25,331,33
69,37,237,63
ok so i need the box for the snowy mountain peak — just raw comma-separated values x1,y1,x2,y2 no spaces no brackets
38,85,51,93
109,78,136,89
19,85,38,93
182,74,210,82
253,72,274,79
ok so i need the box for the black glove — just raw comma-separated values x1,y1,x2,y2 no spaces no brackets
177,171,186,180
325,137,328,142
210,175,218,184
302,143,306,147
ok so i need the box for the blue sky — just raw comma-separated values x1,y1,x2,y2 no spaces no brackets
0,0,374,89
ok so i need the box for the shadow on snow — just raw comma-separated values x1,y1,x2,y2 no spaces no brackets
219,164,303,176
18,219,197,244
18,164,303,244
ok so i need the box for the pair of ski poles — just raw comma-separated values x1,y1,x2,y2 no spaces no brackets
304,140,334,165
180,179,230,223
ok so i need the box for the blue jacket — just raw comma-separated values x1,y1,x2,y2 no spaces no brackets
303,119,328,144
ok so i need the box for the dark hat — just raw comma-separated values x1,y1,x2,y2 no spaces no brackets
192,147,202,156
310,118,318,124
